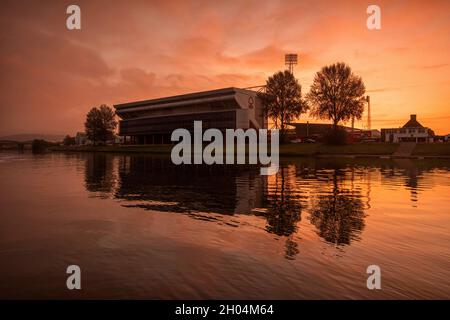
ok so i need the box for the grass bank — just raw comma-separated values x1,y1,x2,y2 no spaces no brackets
50,144,173,154
279,143,399,156
412,143,450,156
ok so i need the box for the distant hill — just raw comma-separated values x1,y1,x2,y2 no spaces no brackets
0,134,66,142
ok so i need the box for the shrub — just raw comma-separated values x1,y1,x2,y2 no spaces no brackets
324,127,348,145
63,135,76,146
31,139,49,153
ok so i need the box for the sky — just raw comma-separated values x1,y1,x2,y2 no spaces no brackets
0,0,449,136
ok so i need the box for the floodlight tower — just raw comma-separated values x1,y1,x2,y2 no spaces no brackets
285,54,298,74
366,95,371,130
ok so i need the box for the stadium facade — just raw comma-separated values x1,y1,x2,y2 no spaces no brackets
114,87,267,144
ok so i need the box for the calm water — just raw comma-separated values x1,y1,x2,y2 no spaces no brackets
0,151,449,299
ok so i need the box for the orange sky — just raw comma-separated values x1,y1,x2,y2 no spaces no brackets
0,0,449,135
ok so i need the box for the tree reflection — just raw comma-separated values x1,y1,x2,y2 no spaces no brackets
84,153,116,197
309,169,366,246
260,165,304,259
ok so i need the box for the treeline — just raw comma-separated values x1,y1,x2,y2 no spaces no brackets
258,62,367,144
31,139,59,153
56,61,366,149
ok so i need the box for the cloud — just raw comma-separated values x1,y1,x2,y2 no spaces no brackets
418,64,449,69
0,0,450,135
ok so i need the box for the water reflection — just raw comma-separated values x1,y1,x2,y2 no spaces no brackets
115,155,264,215
2,151,450,299
379,159,439,207
82,154,450,258
113,156,307,258
84,153,117,197
308,168,366,246
260,165,304,259
389,159,422,206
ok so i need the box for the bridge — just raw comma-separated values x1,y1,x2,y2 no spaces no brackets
0,140,33,151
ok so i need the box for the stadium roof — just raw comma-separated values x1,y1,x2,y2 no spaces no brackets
114,87,256,110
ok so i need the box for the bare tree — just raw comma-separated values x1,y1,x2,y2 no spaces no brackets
258,70,308,142
307,62,366,129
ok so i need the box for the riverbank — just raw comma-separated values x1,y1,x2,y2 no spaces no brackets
49,143,450,158
50,144,174,154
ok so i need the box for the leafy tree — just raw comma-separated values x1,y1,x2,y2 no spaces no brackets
84,105,117,145
307,62,366,129
258,70,308,142
32,139,52,153
63,135,76,146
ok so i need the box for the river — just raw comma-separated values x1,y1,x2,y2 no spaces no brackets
0,151,449,299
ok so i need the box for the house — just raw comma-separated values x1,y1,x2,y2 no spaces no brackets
381,115,435,143
75,132,88,145
444,134,450,142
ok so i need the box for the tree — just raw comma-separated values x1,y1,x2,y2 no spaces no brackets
84,105,117,145
258,70,308,143
63,135,76,146
307,62,366,130
31,139,49,154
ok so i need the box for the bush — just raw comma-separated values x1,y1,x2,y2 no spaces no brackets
31,139,49,153
31,139,58,153
324,127,348,145
63,135,76,146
